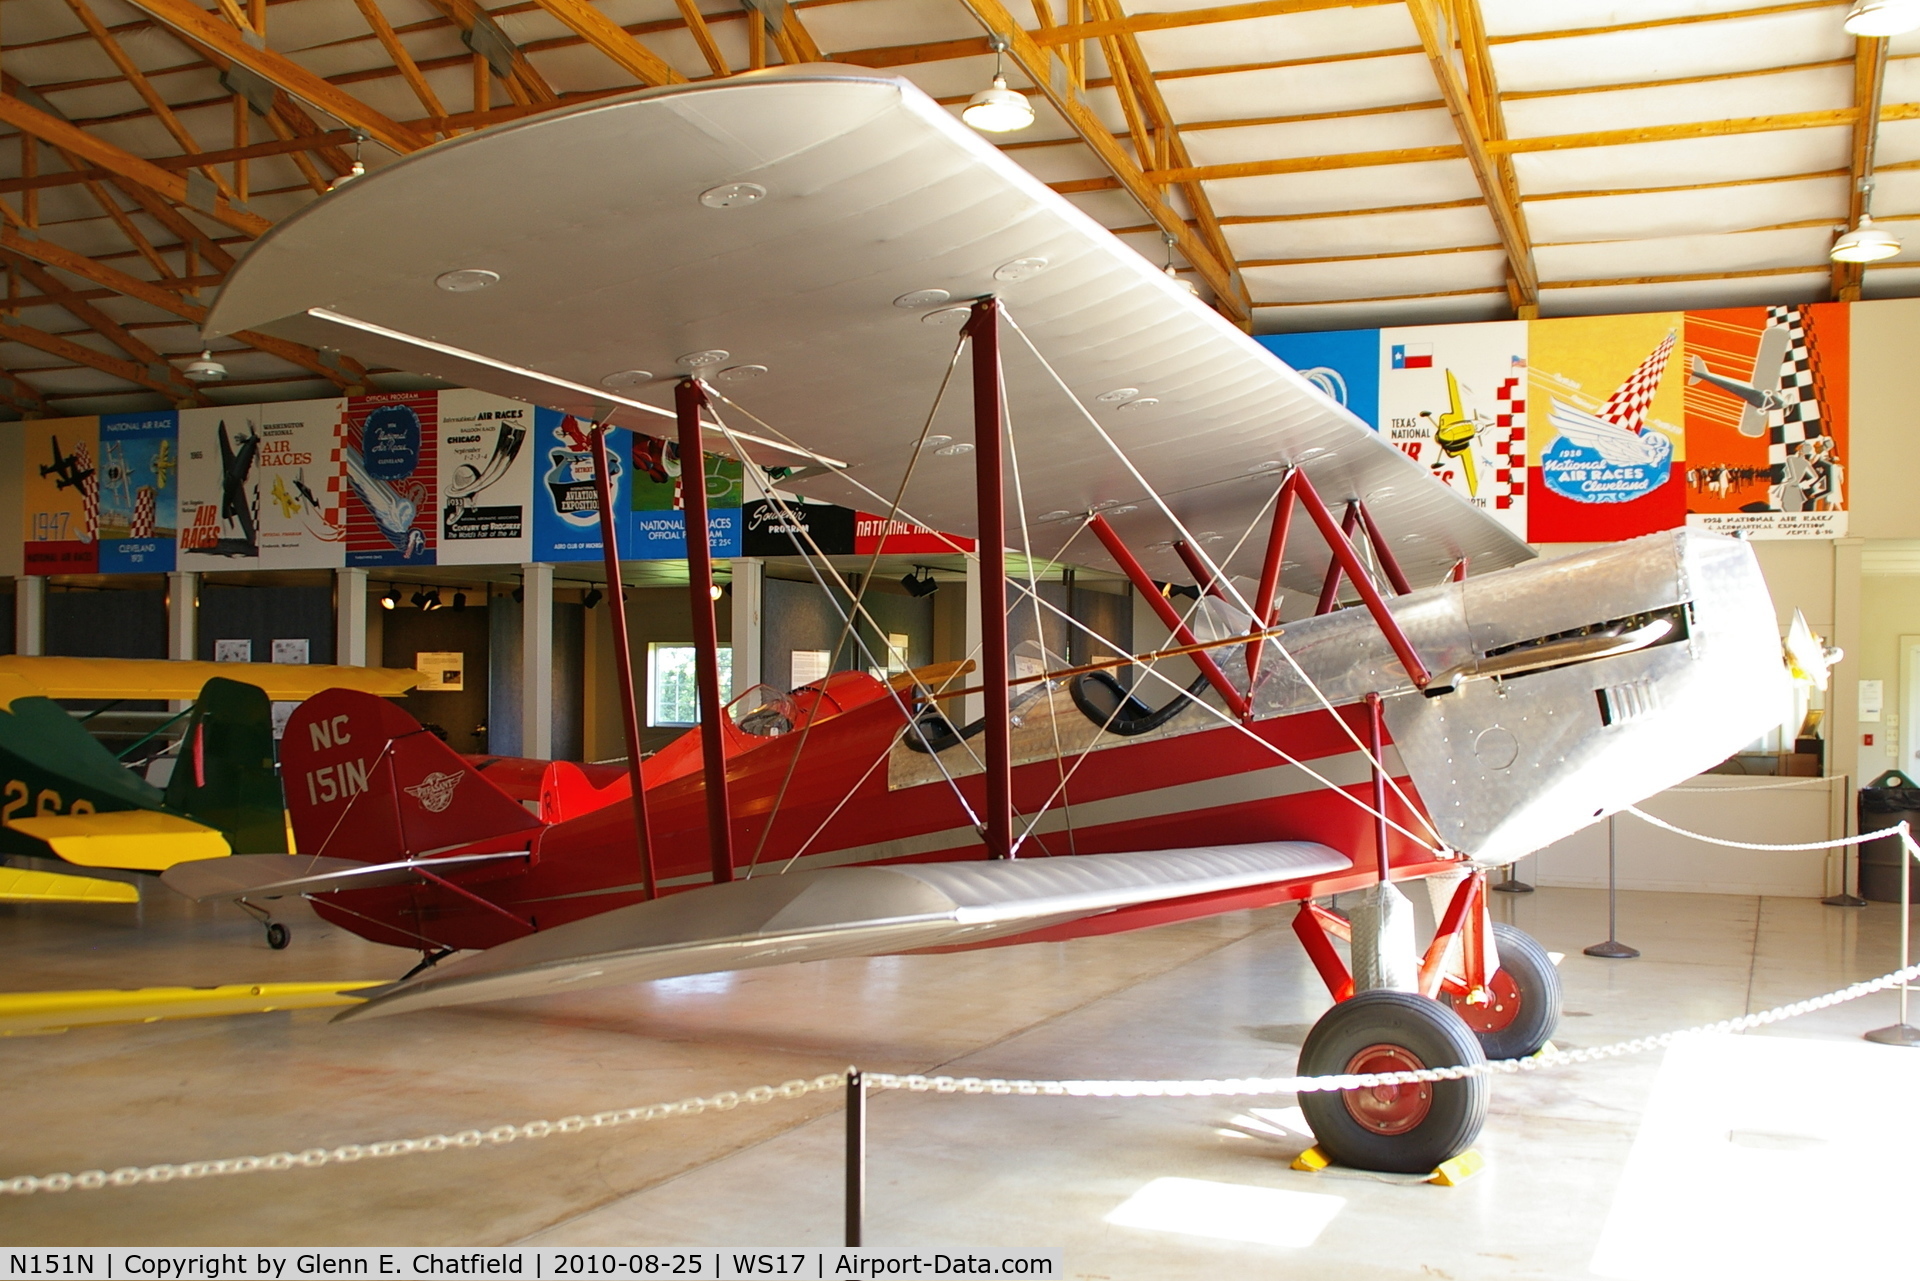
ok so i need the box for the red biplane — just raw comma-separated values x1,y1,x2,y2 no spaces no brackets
172,69,1786,1173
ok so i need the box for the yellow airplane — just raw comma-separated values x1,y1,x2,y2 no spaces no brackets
1423,369,1483,498
0,656,414,910
269,474,301,520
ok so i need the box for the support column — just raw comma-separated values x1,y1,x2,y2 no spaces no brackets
167,570,197,660
1831,536,1864,885
675,379,736,884
334,567,369,667
731,557,763,697
963,557,983,726
15,575,45,656
520,562,554,761
966,298,1012,860
589,425,657,901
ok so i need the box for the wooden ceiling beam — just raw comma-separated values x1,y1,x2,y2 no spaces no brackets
0,248,183,384
0,227,365,392
674,0,732,77
61,0,241,206
953,0,1246,320
0,312,195,400
1490,103,1920,154
0,89,268,236
1543,264,1828,289
1030,0,1401,44
1525,168,1847,202
1242,241,1503,267
1253,284,1504,307
1487,1,1842,46
0,361,53,416
1408,0,1536,313
1146,144,1466,183
1834,35,1887,301
0,129,357,195
525,0,687,85
349,0,447,127
115,0,428,155
429,0,561,105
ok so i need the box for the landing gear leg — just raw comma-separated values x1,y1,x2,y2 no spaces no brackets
236,898,290,950
399,948,454,982
1443,922,1561,1059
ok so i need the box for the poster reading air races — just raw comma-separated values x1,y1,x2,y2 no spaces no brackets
1260,298,1851,541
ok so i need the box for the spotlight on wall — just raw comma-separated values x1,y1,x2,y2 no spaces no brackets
425,588,443,611
901,567,940,597
451,591,467,612
709,583,725,601
381,587,399,610
581,587,603,610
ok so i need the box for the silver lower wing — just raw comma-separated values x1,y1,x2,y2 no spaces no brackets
163,850,531,900
339,842,1352,1021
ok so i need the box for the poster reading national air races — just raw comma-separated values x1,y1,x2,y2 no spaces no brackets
1377,322,1529,539
95,411,177,574
437,390,533,566
19,417,100,574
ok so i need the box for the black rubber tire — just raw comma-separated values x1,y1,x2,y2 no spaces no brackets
1444,922,1562,1060
265,922,291,950
1297,990,1488,1174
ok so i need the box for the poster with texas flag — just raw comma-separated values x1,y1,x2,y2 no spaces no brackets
1390,342,1433,370
1377,323,1528,540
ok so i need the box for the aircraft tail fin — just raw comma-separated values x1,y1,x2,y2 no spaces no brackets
1688,354,1707,383
164,677,288,854
281,689,539,863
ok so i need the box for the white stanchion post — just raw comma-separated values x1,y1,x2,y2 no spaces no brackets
1865,822,1920,1047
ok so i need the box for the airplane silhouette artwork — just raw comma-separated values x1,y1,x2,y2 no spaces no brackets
200,420,262,558
1687,323,1791,439
39,437,94,493
1419,370,1485,496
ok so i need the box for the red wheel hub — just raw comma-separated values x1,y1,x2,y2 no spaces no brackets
1340,1043,1432,1135
1447,968,1521,1034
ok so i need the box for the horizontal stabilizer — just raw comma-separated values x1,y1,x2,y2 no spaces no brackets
341,841,1351,1021
0,981,380,1037
164,849,533,901
6,810,229,871
0,867,139,904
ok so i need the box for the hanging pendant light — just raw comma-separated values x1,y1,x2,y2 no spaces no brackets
1163,234,1199,295
1832,213,1903,263
1844,0,1920,36
963,36,1035,133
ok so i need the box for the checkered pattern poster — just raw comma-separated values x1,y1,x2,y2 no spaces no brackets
1683,304,1848,539
96,411,177,574
176,401,348,571
19,417,100,575
1526,313,1687,542
1377,321,1528,539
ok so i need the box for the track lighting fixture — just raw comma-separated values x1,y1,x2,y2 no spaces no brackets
512,585,524,604
381,587,399,610
581,587,603,610
452,591,467,612
901,567,940,597
963,36,1034,133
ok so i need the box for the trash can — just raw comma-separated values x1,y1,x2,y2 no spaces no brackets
1858,771,1920,903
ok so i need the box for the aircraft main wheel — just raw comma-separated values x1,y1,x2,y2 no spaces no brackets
1297,990,1487,1174
265,922,291,950
1442,923,1561,1060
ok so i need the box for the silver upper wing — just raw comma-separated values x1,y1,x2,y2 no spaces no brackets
338,841,1352,1020
205,67,1530,593
163,850,533,900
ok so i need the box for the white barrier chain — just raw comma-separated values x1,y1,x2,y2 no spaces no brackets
0,1073,848,1198
7,957,1918,1197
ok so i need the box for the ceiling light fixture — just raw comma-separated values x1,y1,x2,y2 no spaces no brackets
581,586,603,610
901,567,939,597
452,591,467,612
1844,0,1920,35
1831,212,1902,263
381,587,399,610
1163,235,1199,295
182,350,228,381
435,268,499,292
963,36,1035,133
328,131,367,191
709,583,725,601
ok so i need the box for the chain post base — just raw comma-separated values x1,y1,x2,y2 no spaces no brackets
1864,1022,1920,1047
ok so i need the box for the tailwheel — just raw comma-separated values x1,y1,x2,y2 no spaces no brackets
1442,923,1560,1060
265,921,291,950
1297,990,1487,1174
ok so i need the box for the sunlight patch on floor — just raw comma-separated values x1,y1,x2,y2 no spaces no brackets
1104,1176,1344,1248
1591,1034,1920,1280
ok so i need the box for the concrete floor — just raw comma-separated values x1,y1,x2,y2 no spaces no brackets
1,880,1916,1279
